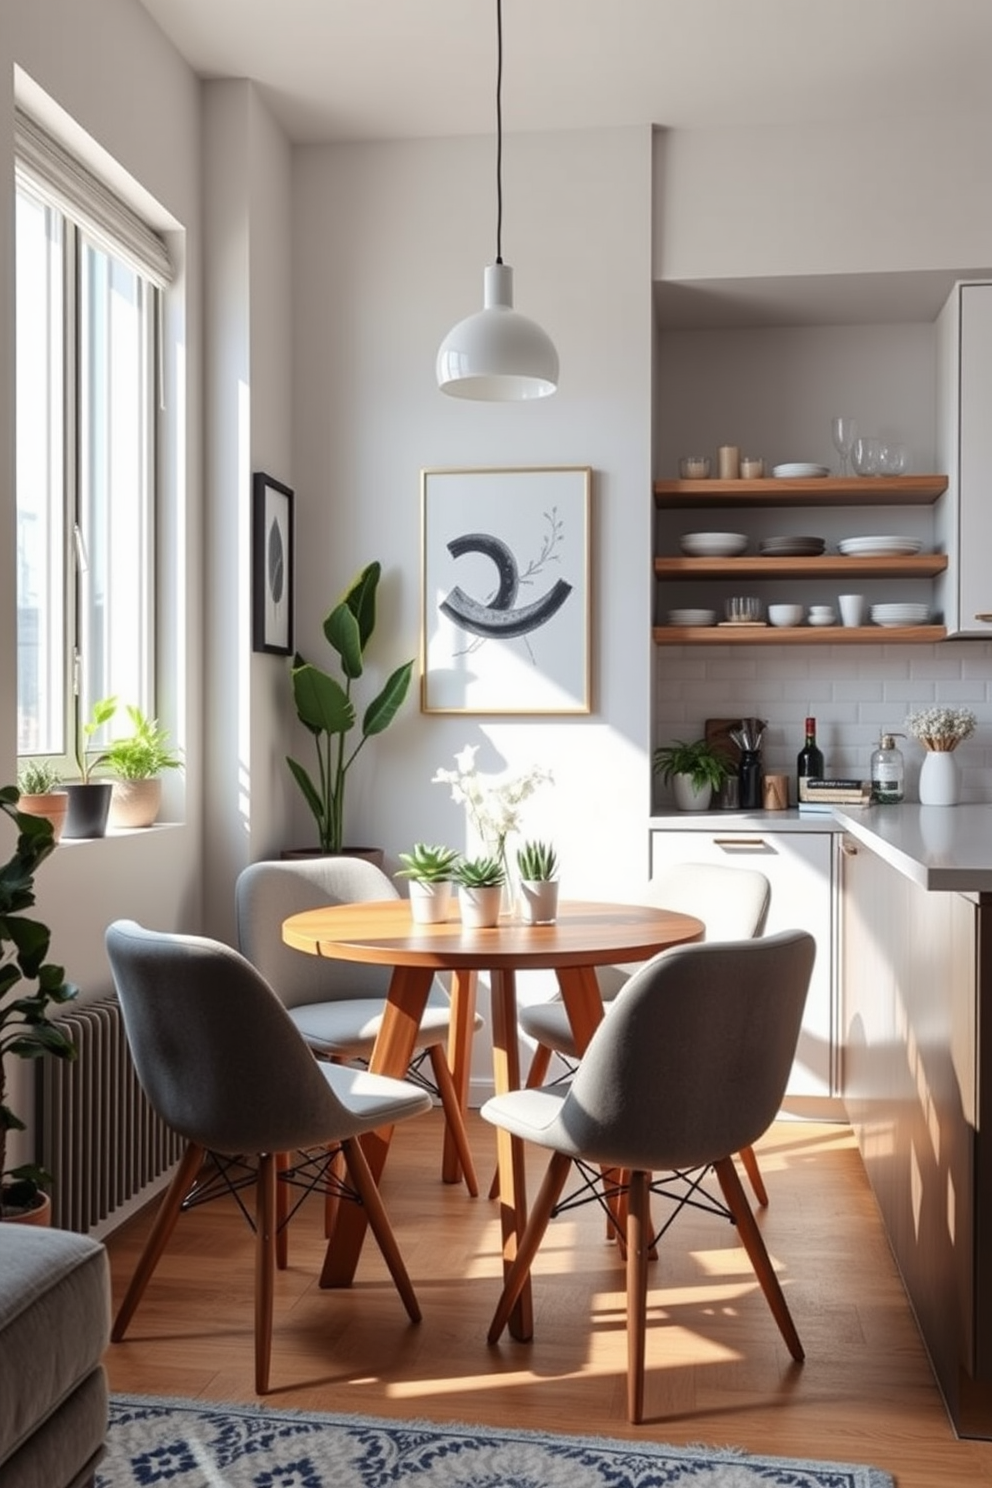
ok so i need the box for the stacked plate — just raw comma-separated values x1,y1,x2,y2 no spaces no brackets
759,535,827,557
838,535,923,557
668,608,717,627
771,463,829,479
679,532,748,557
870,603,930,627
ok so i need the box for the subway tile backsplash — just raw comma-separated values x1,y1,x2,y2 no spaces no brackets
653,640,992,805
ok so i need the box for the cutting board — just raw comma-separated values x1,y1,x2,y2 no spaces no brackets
705,717,767,765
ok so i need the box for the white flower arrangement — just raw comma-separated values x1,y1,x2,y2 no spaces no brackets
432,745,552,870
903,707,977,752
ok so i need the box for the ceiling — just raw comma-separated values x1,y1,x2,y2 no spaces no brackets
135,0,992,145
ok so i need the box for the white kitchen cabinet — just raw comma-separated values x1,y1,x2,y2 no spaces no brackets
935,280,992,638
650,825,838,1102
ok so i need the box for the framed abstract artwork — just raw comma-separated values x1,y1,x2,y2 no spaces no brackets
252,472,294,655
420,466,592,714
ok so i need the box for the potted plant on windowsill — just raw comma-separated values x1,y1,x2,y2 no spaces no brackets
516,839,560,925
103,705,183,828
286,561,414,862
653,738,732,813
16,762,68,844
453,853,506,929
64,696,117,839
0,787,78,1223
395,842,461,924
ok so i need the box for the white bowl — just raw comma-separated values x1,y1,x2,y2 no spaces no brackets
679,532,748,557
768,604,804,627
808,614,837,627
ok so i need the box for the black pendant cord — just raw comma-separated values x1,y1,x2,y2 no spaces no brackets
495,0,503,265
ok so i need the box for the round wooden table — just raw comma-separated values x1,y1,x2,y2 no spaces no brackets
282,898,704,1338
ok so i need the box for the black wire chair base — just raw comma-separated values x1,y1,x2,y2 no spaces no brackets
180,1144,362,1236
551,1157,734,1251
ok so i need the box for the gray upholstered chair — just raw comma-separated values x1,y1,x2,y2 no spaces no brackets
515,862,772,1202
235,856,480,1197
105,919,433,1394
483,929,815,1423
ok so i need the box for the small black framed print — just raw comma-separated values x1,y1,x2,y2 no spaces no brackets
252,472,295,655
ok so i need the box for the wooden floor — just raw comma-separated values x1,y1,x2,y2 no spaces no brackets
102,1111,992,1486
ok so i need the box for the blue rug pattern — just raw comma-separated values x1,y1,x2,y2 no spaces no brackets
101,1395,893,1488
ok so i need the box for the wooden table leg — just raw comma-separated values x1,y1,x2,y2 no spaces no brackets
442,969,478,1185
488,966,534,1341
319,964,433,1288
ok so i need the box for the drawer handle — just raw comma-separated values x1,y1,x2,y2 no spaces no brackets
712,837,766,848
974,613,992,622
840,838,858,856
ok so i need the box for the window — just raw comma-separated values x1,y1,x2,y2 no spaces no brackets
15,108,171,770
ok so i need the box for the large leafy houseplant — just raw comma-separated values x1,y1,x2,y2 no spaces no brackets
287,562,414,854
0,786,77,1216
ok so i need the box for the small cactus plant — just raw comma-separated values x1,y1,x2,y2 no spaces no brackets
516,839,559,882
453,853,506,888
394,842,460,882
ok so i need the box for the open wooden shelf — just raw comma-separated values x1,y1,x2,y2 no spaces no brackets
652,624,947,645
654,553,948,580
653,474,948,508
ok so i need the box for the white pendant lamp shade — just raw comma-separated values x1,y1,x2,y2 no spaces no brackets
437,263,559,401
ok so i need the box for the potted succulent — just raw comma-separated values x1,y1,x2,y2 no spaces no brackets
653,737,732,813
0,787,78,1222
287,561,414,859
103,705,183,828
453,852,506,929
395,842,461,924
516,839,560,925
16,761,68,844
64,695,117,839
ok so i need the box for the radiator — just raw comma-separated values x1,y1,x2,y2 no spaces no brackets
38,994,184,1234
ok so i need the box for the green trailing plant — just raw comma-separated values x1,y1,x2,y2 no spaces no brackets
75,696,117,784
652,738,732,793
394,843,461,883
453,853,506,889
0,786,78,1213
17,761,64,796
287,562,414,854
102,705,183,781
516,839,559,882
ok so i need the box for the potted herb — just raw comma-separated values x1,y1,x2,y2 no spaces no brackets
64,696,117,839
0,787,78,1221
16,762,68,844
516,839,560,925
653,737,732,813
395,843,461,924
104,705,183,828
453,852,506,929
287,562,414,857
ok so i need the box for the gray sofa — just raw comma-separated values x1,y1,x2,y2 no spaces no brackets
0,1223,109,1488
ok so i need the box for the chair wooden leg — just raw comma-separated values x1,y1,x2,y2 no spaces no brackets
738,1143,769,1207
486,1039,556,1200
427,1044,479,1197
334,1135,421,1323
713,1156,804,1361
255,1152,277,1394
487,1149,571,1344
324,1146,347,1238
111,1140,205,1342
275,1151,291,1269
626,1168,651,1424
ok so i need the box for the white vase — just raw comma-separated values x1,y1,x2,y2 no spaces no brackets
458,884,503,929
918,749,959,806
407,879,453,924
672,774,713,812
519,879,559,925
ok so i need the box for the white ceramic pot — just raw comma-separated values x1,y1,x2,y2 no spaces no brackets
672,774,713,812
458,884,503,929
519,879,559,925
109,777,163,829
918,749,959,806
408,879,453,924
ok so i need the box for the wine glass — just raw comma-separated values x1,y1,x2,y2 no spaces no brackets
831,416,858,477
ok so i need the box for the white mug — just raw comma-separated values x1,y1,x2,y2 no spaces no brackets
838,593,866,627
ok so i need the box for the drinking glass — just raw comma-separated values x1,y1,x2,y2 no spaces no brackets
831,415,858,476
851,435,881,476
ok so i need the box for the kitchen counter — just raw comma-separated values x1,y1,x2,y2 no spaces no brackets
830,802,992,893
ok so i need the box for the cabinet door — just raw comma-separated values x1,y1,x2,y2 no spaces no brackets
958,284,992,634
649,828,836,1098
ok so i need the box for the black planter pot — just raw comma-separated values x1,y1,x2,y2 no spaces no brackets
63,782,113,839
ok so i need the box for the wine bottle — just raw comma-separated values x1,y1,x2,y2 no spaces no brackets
796,716,825,799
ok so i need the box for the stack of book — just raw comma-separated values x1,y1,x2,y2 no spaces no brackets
798,777,872,813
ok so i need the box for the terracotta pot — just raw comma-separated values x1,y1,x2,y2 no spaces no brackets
16,791,69,843
109,777,162,828
0,1187,52,1226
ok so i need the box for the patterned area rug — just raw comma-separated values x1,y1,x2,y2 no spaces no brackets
101,1394,893,1487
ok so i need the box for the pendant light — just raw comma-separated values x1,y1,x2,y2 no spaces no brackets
436,0,558,400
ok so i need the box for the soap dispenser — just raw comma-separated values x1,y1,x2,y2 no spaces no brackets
870,732,905,804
